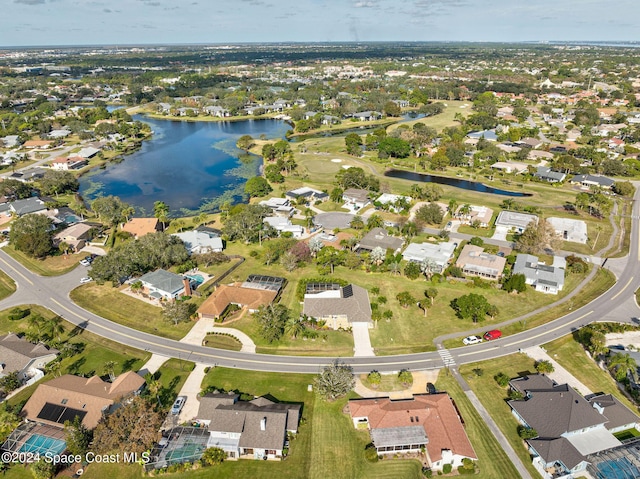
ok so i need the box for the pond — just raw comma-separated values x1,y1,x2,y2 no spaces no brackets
78,116,290,216
384,169,532,197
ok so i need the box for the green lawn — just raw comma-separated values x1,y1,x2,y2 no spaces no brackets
614,428,640,441
543,334,638,411
152,359,195,410
70,283,195,340
359,372,412,392
435,369,525,479
203,333,242,351
0,268,16,299
3,245,83,276
458,354,541,478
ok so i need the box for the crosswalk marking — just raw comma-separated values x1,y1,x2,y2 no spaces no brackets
438,348,456,367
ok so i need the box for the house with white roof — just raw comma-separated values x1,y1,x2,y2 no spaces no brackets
495,211,538,234
263,217,304,238
173,230,224,254
402,241,457,273
547,217,588,244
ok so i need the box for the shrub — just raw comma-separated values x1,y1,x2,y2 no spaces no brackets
422,467,433,478
8,307,29,320
364,443,379,462
518,425,538,439
442,463,452,474
494,372,510,387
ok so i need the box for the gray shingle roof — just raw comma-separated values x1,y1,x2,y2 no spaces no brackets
513,254,565,289
358,227,404,252
371,426,428,448
588,394,640,430
527,437,586,470
303,284,372,323
139,269,185,295
0,333,59,373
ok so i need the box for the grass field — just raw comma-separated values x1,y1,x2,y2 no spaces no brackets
0,268,16,299
152,358,195,409
3,245,83,276
359,372,412,392
435,369,525,479
70,283,195,340
203,332,242,351
543,334,638,411
458,354,541,478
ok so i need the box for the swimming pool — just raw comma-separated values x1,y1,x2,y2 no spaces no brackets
595,457,640,479
186,274,204,285
19,434,66,456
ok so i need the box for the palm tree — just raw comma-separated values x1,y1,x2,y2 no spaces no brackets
448,199,458,217
285,317,306,340
121,205,135,223
608,353,637,382
153,201,170,231
420,258,437,279
130,280,143,295
197,212,209,226
103,361,117,382
58,241,70,257
173,218,186,232
146,378,163,406
459,203,472,221
44,316,65,343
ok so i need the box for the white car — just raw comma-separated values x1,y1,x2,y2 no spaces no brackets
463,335,483,345
79,259,91,266
80,277,92,284
171,396,187,415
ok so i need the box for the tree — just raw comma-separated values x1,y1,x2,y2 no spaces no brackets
92,395,162,454
64,415,93,456
245,176,273,198
370,246,386,266
315,360,355,400
366,214,384,230
383,100,401,117
254,304,290,343
345,132,363,156
612,181,635,197
316,246,344,274
367,370,382,387
201,447,226,466
0,404,20,443
308,236,324,257
469,236,484,247
38,170,79,196
517,426,538,439
0,178,31,199
404,261,421,280
396,291,415,309
516,218,562,254
335,167,379,191
285,316,306,339
425,288,438,305
30,458,56,479
378,137,411,159
91,195,130,227
280,251,299,272
503,273,527,293
330,187,344,203
534,360,555,374
350,215,365,230
43,316,64,343
494,372,510,387
398,369,413,386
236,134,254,150
222,204,273,243
103,361,117,382
0,371,20,393
173,218,186,232
153,200,170,231
162,301,193,326
9,214,53,258
451,293,493,323
414,202,444,225
608,353,637,382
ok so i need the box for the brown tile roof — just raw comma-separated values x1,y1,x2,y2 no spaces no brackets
54,222,93,242
22,371,145,429
197,283,277,318
348,394,477,462
121,218,160,238
23,140,53,147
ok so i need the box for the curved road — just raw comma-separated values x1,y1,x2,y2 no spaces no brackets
0,188,638,374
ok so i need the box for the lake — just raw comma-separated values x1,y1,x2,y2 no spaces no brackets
79,116,291,216
384,169,532,197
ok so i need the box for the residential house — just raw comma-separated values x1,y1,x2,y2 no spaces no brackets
157,102,172,114
21,371,145,430
197,393,300,460
23,140,53,149
352,111,382,121
77,146,100,159
302,283,372,330
121,218,161,239
374,193,411,213
508,374,639,479
512,254,565,294
392,99,410,108
259,197,296,217
50,156,88,171
47,129,71,139
8,168,47,183
6,197,47,217
534,166,566,183
2,135,20,148
173,230,224,254
547,217,588,244
517,137,544,149
342,188,371,211
455,205,494,228
490,162,529,174
197,284,277,321
285,187,328,203
348,394,477,472
321,115,340,125
593,124,626,137
402,241,457,273
356,227,404,254
528,150,555,161
53,222,93,252
263,217,304,238
570,174,615,190
203,105,230,117
138,269,193,300
0,333,58,385
456,244,506,281
466,129,498,141
495,211,538,234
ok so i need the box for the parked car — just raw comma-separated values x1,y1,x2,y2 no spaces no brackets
79,259,91,266
463,335,483,345
483,329,502,341
171,396,187,415
426,382,437,394
79,277,92,284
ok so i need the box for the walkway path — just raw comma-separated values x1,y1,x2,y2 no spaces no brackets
179,315,256,353
452,368,533,479
522,346,593,396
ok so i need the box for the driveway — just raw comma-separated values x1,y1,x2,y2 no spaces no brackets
314,212,354,230
491,225,510,241
352,322,374,357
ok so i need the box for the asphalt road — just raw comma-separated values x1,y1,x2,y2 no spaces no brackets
0,187,638,374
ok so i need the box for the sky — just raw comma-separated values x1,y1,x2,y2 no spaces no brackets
0,0,637,47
